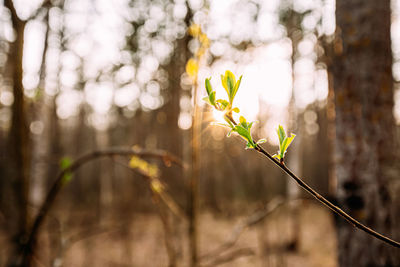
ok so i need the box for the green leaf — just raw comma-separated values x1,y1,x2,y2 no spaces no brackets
60,157,72,169
272,154,281,160
60,157,73,183
221,70,238,103
248,121,254,130
221,74,229,96
234,125,249,138
239,116,246,126
234,125,254,146
282,134,296,153
232,75,242,102
226,71,235,98
209,91,216,106
216,99,229,110
232,107,240,113
203,96,212,106
205,78,212,95
279,138,288,158
277,125,286,145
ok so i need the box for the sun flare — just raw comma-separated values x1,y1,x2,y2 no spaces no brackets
212,109,226,124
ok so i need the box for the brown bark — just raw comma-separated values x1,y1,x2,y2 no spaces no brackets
333,0,400,265
4,0,30,260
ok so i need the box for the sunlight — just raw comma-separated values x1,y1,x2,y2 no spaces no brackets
212,109,226,124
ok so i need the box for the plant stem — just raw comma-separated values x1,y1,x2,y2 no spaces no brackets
223,113,400,248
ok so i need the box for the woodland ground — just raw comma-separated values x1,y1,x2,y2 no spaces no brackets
0,202,337,267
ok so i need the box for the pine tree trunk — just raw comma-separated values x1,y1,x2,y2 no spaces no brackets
333,0,400,265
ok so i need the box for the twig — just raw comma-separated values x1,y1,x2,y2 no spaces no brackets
21,147,183,266
199,247,255,267
223,114,400,248
112,157,187,220
199,197,286,262
254,144,400,248
112,157,184,267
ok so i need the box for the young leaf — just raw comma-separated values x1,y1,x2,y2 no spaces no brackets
272,154,281,160
248,121,254,130
232,75,242,102
234,124,255,148
221,70,239,103
221,74,229,96
226,71,236,96
239,116,246,126
282,134,296,154
60,157,73,184
216,99,229,110
203,96,212,106
279,138,289,158
205,78,212,95
209,91,216,106
232,107,240,113
235,125,251,140
277,125,286,145
275,125,296,161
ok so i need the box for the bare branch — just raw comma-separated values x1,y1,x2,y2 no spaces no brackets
21,147,184,266
253,144,400,248
112,157,187,220
199,197,286,262
200,247,255,267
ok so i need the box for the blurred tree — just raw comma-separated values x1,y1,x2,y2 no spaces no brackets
3,0,30,247
2,0,50,264
333,0,400,265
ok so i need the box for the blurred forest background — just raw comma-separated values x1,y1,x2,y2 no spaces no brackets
1,0,400,266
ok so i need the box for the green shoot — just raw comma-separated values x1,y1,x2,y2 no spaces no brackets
272,125,296,163
60,157,73,184
203,71,266,149
202,71,400,249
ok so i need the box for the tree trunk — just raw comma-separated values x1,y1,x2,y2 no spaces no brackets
4,1,30,265
333,0,399,265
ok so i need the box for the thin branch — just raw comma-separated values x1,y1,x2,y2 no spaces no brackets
21,147,184,265
199,247,255,267
223,113,400,248
254,144,400,248
112,157,187,220
199,197,286,262
112,157,183,267
63,220,131,251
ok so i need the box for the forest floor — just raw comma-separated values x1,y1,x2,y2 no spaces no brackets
1,202,338,267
